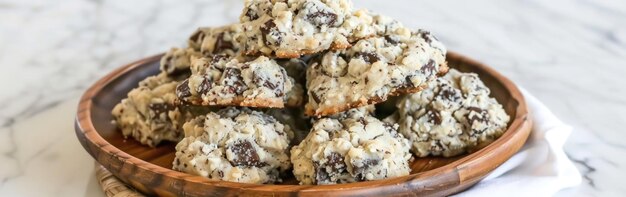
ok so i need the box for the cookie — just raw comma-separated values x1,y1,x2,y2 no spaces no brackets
291,107,412,185
161,24,243,78
111,73,192,147
393,69,510,157
173,107,293,184
305,29,448,117
188,25,243,57
160,47,200,78
176,55,301,108
239,0,354,58
345,9,406,41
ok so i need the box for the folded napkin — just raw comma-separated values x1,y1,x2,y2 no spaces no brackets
456,88,582,196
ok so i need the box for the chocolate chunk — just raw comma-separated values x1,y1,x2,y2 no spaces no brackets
189,30,203,43
314,152,346,184
354,52,380,64
189,29,206,48
177,80,192,98
403,75,416,88
229,140,266,167
162,56,173,72
241,63,251,70
420,59,436,76
214,32,235,53
210,54,230,71
149,103,175,120
260,20,283,46
418,30,432,44
212,54,230,62
467,107,489,124
438,86,461,102
260,20,275,43
197,75,213,95
311,91,322,104
353,159,380,181
466,107,491,135
326,152,345,172
221,67,247,95
245,8,259,21
304,3,338,27
384,35,399,45
252,70,284,97
426,109,442,125
314,161,330,183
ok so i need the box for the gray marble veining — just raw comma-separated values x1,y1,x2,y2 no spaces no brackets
0,0,624,196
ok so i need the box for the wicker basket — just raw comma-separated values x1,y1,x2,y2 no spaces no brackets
95,163,144,197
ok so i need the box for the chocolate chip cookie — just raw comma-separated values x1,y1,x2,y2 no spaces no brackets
176,55,301,108
345,9,406,41
160,47,200,78
188,24,243,57
392,69,510,157
161,24,243,78
305,29,448,117
291,107,412,185
112,73,192,147
239,0,354,58
173,107,293,184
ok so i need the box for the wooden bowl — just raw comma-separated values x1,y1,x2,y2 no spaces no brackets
75,52,531,196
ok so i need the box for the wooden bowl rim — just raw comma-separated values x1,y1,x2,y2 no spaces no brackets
75,51,531,195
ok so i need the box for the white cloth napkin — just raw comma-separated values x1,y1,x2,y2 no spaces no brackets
456,88,582,196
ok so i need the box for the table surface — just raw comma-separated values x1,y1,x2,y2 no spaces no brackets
1,0,624,196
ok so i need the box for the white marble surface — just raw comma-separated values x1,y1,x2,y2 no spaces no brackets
1,0,624,196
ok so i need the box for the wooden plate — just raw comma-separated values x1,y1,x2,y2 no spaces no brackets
75,52,531,196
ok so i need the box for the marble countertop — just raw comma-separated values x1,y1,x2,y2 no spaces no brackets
1,0,624,196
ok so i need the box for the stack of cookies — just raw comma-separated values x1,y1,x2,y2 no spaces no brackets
112,0,510,185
